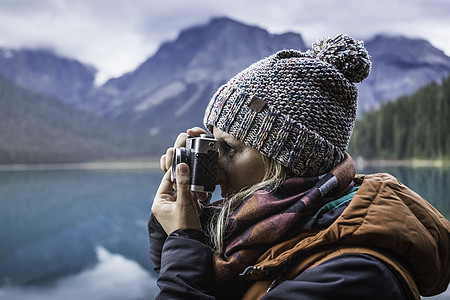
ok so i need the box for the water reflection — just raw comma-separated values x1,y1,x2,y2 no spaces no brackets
0,166,448,299
0,247,158,300
0,170,160,288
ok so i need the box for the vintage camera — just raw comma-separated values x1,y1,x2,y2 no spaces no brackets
171,134,218,193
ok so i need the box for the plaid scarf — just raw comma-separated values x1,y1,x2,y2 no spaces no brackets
208,154,355,298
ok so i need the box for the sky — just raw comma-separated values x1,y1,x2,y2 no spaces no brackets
0,0,449,85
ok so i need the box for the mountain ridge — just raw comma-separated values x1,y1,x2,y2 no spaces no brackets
1,17,450,148
2,19,449,113
0,47,97,107
0,74,162,163
359,34,450,111
95,17,307,114
88,17,307,141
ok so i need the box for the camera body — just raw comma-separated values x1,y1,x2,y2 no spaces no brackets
171,134,218,193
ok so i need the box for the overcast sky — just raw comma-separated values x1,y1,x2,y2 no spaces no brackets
1,0,449,84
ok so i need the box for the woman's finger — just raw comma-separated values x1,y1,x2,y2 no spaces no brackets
156,169,175,197
173,128,207,149
162,148,174,172
160,154,167,172
187,127,207,137
174,132,189,148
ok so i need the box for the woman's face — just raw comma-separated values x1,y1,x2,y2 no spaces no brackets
213,127,266,198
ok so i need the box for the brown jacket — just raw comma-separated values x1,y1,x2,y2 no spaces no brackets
241,173,450,300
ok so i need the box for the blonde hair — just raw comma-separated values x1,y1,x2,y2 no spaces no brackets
207,155,291,253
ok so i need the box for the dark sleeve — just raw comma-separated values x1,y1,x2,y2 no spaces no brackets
262,254,410,300
156,229,215,300
148,213,168,273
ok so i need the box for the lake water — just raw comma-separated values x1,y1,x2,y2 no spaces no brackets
0,166,448,299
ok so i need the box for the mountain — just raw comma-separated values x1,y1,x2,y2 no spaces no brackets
88,17,306,142
359,34,450,111
0,74,162,164
0,47,96,107
89,19,450,142
1,17,450,147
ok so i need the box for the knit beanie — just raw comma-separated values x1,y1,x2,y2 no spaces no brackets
203,34,371,176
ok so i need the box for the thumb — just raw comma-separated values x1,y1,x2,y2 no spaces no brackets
173,162,202,232
176,163,191,203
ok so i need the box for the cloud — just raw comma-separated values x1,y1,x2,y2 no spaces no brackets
0,0,449,84
0,246,159,300
0,0,161,83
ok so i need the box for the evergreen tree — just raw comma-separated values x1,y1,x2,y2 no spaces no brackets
349,76,450,160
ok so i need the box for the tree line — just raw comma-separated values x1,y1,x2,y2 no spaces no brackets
349,75,450,160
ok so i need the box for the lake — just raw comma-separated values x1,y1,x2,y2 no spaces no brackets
0,165,448,299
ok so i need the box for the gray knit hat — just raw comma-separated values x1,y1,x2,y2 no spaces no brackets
204,34,371,176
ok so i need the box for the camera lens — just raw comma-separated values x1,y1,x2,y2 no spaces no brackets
171,147,188,182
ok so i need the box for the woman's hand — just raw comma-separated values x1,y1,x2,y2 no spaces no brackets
152,127,210,234
160,127,207,172
152,163,202,235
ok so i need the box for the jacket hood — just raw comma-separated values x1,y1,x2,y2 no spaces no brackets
250,173,450,296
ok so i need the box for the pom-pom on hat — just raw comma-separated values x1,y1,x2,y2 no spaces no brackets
204,34,371,176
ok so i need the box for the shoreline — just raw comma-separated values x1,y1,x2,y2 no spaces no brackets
0,161,160,172
0,158,448,172
354,157,450,169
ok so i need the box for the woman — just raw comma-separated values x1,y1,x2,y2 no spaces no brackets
149,34,450,299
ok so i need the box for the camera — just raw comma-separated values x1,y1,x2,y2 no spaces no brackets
171,134,218,193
